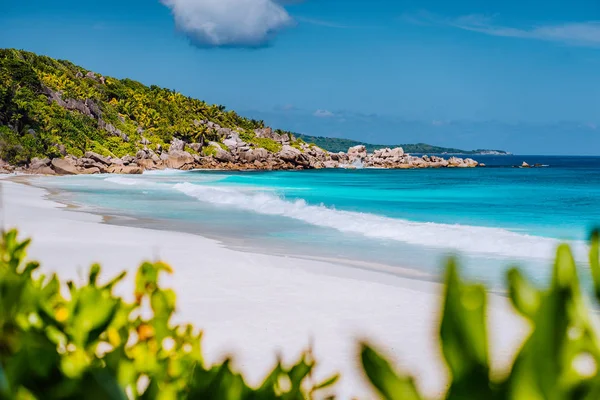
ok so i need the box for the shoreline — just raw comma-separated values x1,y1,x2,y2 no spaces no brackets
1,177,527,398
19,174,445,296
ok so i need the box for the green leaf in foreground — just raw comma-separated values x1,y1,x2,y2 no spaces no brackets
440,259,493,398
360,343,421,400
5,226,600,399
0,228,332,399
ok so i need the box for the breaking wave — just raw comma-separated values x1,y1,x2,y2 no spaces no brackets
171,182,584,261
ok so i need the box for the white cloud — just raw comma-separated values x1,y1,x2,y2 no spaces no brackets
406,12,600,47
160,0,294,48
313,109,335,118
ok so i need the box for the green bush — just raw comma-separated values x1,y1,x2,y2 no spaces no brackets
202,145,218,157
361,230,600,400
217,141,228,151
238,131,282,153
289,139,305,152
3,227,600,399
251,137,282,153
0,229,338,399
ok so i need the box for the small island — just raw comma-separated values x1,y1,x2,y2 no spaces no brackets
0,49,495,175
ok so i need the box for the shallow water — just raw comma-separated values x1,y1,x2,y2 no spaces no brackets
33,155,600,287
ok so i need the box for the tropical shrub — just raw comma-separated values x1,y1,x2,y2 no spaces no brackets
0,229,338,399
361,230,600,400
238,131,282,153
2,227,600,399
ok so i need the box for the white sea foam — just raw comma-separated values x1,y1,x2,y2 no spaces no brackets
102,176,585,261
104,174,227,187
104,177,146,186
172,182,586,261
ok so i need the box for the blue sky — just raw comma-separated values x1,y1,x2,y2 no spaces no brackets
2,0,600,154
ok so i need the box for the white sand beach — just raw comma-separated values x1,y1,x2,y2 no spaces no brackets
0,178,527,398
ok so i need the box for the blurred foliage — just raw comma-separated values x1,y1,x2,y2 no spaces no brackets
4,225,600,399
361,229,600,400
0,48,505,166
0,49,275,164
0,229,338,399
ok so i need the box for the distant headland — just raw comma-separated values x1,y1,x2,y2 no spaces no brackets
0,49,506,175
294,135,510,156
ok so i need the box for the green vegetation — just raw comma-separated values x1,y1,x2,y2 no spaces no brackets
0,49,267,164
290,138,306,152
252,137,282,153
202,145,218,157
295,134,508,155
3,226,600,399
0,48,508,166
239,130,282,153
362,231,600,399
216,142,228,151
0,229,338,399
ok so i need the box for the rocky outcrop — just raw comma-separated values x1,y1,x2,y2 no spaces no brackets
255,128,294,145
98,120,129,142
170,138,186,152
42,86,102,119
20,150,145,175
107,165,143,174
223,132,245,151
27,158,54,175
16,125,482,175
278,145,310,167
238,148,269,163
347,145,367,162
157,138,191,169
51,157,79,175
207,142,235,163
84,151,111,165
166,151,194,169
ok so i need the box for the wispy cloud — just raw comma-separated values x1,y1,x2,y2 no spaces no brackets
160,0,294,48
406,12,600,48
313,109,335,118
296,16,352,29
296,16,381,29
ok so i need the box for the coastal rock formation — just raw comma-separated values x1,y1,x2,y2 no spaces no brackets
278,145,310,167
348,145,367,162
28,158,55,175
14,137,483,175
107,165,143,174
12,121,481,176
21,154,144,176
166,140,195,169
51,158,79,175
208,142,235,163
84,151,111,166
239,148,269,163
1,50,498,177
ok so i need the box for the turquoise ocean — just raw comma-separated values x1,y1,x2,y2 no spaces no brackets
33,155,600,288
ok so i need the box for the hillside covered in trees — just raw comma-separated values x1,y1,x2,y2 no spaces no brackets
295,134,509,155
0,49,504,167
0,49,280,165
